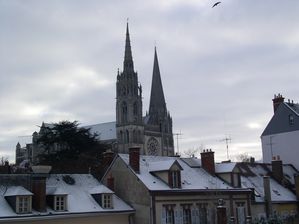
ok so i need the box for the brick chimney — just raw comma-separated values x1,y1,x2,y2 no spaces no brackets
272,94,284,113
271,155,283,183
103,150,115,168
263,176,272,218
107,174,115,191
31,165,51,212
200,149,215,175
129,147,140,173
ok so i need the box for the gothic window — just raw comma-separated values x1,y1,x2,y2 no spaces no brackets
133,130,137,142
125,130,129,143
138,130,142,143
120,131,123,143
122,102,127,122
133,102,138,116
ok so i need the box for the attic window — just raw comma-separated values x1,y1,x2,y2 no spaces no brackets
54,195,67,211
168,170,181,188
289,115,294,125
16,196,32,214
102,194,113,209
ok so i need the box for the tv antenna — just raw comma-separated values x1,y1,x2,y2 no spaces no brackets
173,131,183,155
219,136,231,160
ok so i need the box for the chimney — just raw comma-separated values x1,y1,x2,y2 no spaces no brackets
271,156,283,183
294,174,299,200
31,165,51,212
272,93,284,113
129,147,140,173
107,174,115,191
263,176,272,218
200,149,215,175
103,150,115,168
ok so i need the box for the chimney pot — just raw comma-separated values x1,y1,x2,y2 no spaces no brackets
200,150,215,175
129,147,140,173
272,94,284,113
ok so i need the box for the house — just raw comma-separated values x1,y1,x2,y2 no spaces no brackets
216,158,299,221
102,148,252,224
0,166,134,224
261,94,299,169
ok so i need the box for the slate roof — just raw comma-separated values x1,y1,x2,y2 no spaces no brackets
262,102,299,136
215,163,237,173
84,121,116,141
0,174,134,220
236,163,297,203
118,154,233,191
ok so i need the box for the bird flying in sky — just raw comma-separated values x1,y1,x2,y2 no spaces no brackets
212,1,221,8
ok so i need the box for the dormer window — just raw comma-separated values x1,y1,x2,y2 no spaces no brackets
102,194,113,209
54,195,67,211
169,170,181,188
289,114,294,125
16,196,32,214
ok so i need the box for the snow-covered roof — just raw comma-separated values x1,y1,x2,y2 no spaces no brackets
181,157,201,167
148,160,182,172
238,163,297,203
215,162,237,173
118,154,233,191
83,121,116,141
0,174,134,219
4,186,33,197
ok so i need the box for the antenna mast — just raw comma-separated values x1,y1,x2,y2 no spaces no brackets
220,136,231,160
173,131,183,155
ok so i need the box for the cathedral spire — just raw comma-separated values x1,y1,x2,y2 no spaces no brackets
149,47,166,118
123,22,134,73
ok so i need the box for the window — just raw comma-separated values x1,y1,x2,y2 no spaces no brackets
16,196,31,213
198,203,208,224
182,205,192,224
102,194,113,209
133,102,138,116
166,207,175,224
54,195,67,211
169,170,181,188
289,114,294,125
122,102,127,122
236,202,246,224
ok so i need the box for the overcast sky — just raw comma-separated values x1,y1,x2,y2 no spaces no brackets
1,0,299,163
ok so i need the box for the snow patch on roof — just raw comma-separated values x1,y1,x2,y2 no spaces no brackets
215,163,237,173
119,154,231,191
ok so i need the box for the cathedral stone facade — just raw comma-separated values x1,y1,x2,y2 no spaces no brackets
116,23,174,156
15,23,174,164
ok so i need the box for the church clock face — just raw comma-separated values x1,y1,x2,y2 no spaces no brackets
147,137,159,156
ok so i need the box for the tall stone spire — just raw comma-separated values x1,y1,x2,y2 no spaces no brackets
149,47,167,122
123,22,134,73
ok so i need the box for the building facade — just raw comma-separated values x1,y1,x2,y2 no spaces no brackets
261,94,299,169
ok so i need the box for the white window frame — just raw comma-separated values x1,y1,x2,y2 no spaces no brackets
16,196,32,214
54,195,67,211
102,194,113,209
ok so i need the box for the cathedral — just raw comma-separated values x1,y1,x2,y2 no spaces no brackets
15,23,174,164
115,23,174,156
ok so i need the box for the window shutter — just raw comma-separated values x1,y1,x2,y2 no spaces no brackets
179,208,183,224
161,207,166,224
191,206,200,224
168,171,173,188
177,171,182,188
174,208,180,224
237,207,245,224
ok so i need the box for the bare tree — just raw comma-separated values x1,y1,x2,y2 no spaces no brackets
1,156,9,166
182,144,205,158
235,152,251,162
